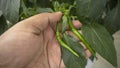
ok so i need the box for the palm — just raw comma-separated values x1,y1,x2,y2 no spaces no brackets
24,24,64,68
0,13,64,68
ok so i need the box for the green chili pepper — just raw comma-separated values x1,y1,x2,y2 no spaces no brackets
68,17,95,56
54,1,95,58
56,23,79,57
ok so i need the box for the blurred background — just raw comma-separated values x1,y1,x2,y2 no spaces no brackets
0,0,120,68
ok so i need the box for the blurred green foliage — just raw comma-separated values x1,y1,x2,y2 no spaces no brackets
0,0,119,68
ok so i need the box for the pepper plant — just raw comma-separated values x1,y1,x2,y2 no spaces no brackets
0,0,120,68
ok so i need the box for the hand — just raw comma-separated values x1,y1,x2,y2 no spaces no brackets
0,12,91,68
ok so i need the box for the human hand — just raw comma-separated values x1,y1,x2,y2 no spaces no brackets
0,12,91,68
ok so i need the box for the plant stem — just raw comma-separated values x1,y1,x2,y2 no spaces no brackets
68,17,95,56
56,23,79,57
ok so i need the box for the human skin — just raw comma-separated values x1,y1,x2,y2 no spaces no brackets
0,12,91,68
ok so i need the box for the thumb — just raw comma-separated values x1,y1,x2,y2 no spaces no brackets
21,12,62,30
10,12,62,34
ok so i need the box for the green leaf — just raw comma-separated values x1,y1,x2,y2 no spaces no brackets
0,10,2,16
20,0,27,15
0,15,7,35
61,47,87,68
104,2,120,34
51,0,74,4
63,34,86,57
62,15,68,33
37,0,52,8
26,8,37,17
75,0,107,22
29,0,37,4
62,33,87,68
53,1,60,12
81,23,117,67
36,7,53,13
0,0,20,24
19,0,29,20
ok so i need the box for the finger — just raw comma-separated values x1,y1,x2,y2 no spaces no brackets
59,60,66,68
37,12,62,29
83,45,92,58
72,20,82,29
85,49,92,58
25,12,62,29
65,20,82,31
11,12,62,35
